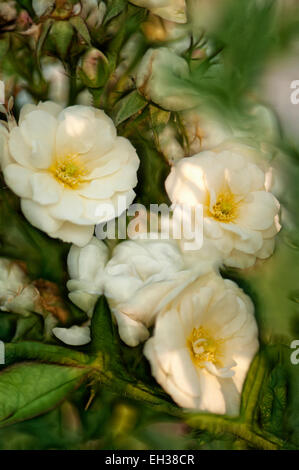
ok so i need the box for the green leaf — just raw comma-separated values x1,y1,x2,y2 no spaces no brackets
0,363,88,428
12,316,43,342
113,90,147,126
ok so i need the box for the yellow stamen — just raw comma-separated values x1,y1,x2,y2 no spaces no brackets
188,327,224,368
210,192,238,223
51,155,87,189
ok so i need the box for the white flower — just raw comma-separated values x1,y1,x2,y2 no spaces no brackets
67,236,109,316
104,239,202,347
144,272,259,414
142,14,191,54
1,102,139,246
130,0,187,24
42,61,69,107
32,0,55,17
165,141,281,268
52,237,108,346
53,324,91,346
0,258,39,315
136,47,199,111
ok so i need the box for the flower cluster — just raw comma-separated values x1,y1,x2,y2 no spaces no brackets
0,0,283,416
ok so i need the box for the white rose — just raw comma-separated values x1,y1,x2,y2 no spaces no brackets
187,0,227,34
67,236,109,316
144,272,259,414
0,258,39,315
1,102,139,246
130,0,187,24
136,48,199,111
52,236,108,346
104,238,202,347
165,141,281,268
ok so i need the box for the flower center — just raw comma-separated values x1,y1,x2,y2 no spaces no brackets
188,327,223,368
51,155,87,189
210,192,238,223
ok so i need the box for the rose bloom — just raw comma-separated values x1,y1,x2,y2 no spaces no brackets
165,141,281,268
130,0,187,24
0,102,139,246
144,272,259,414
